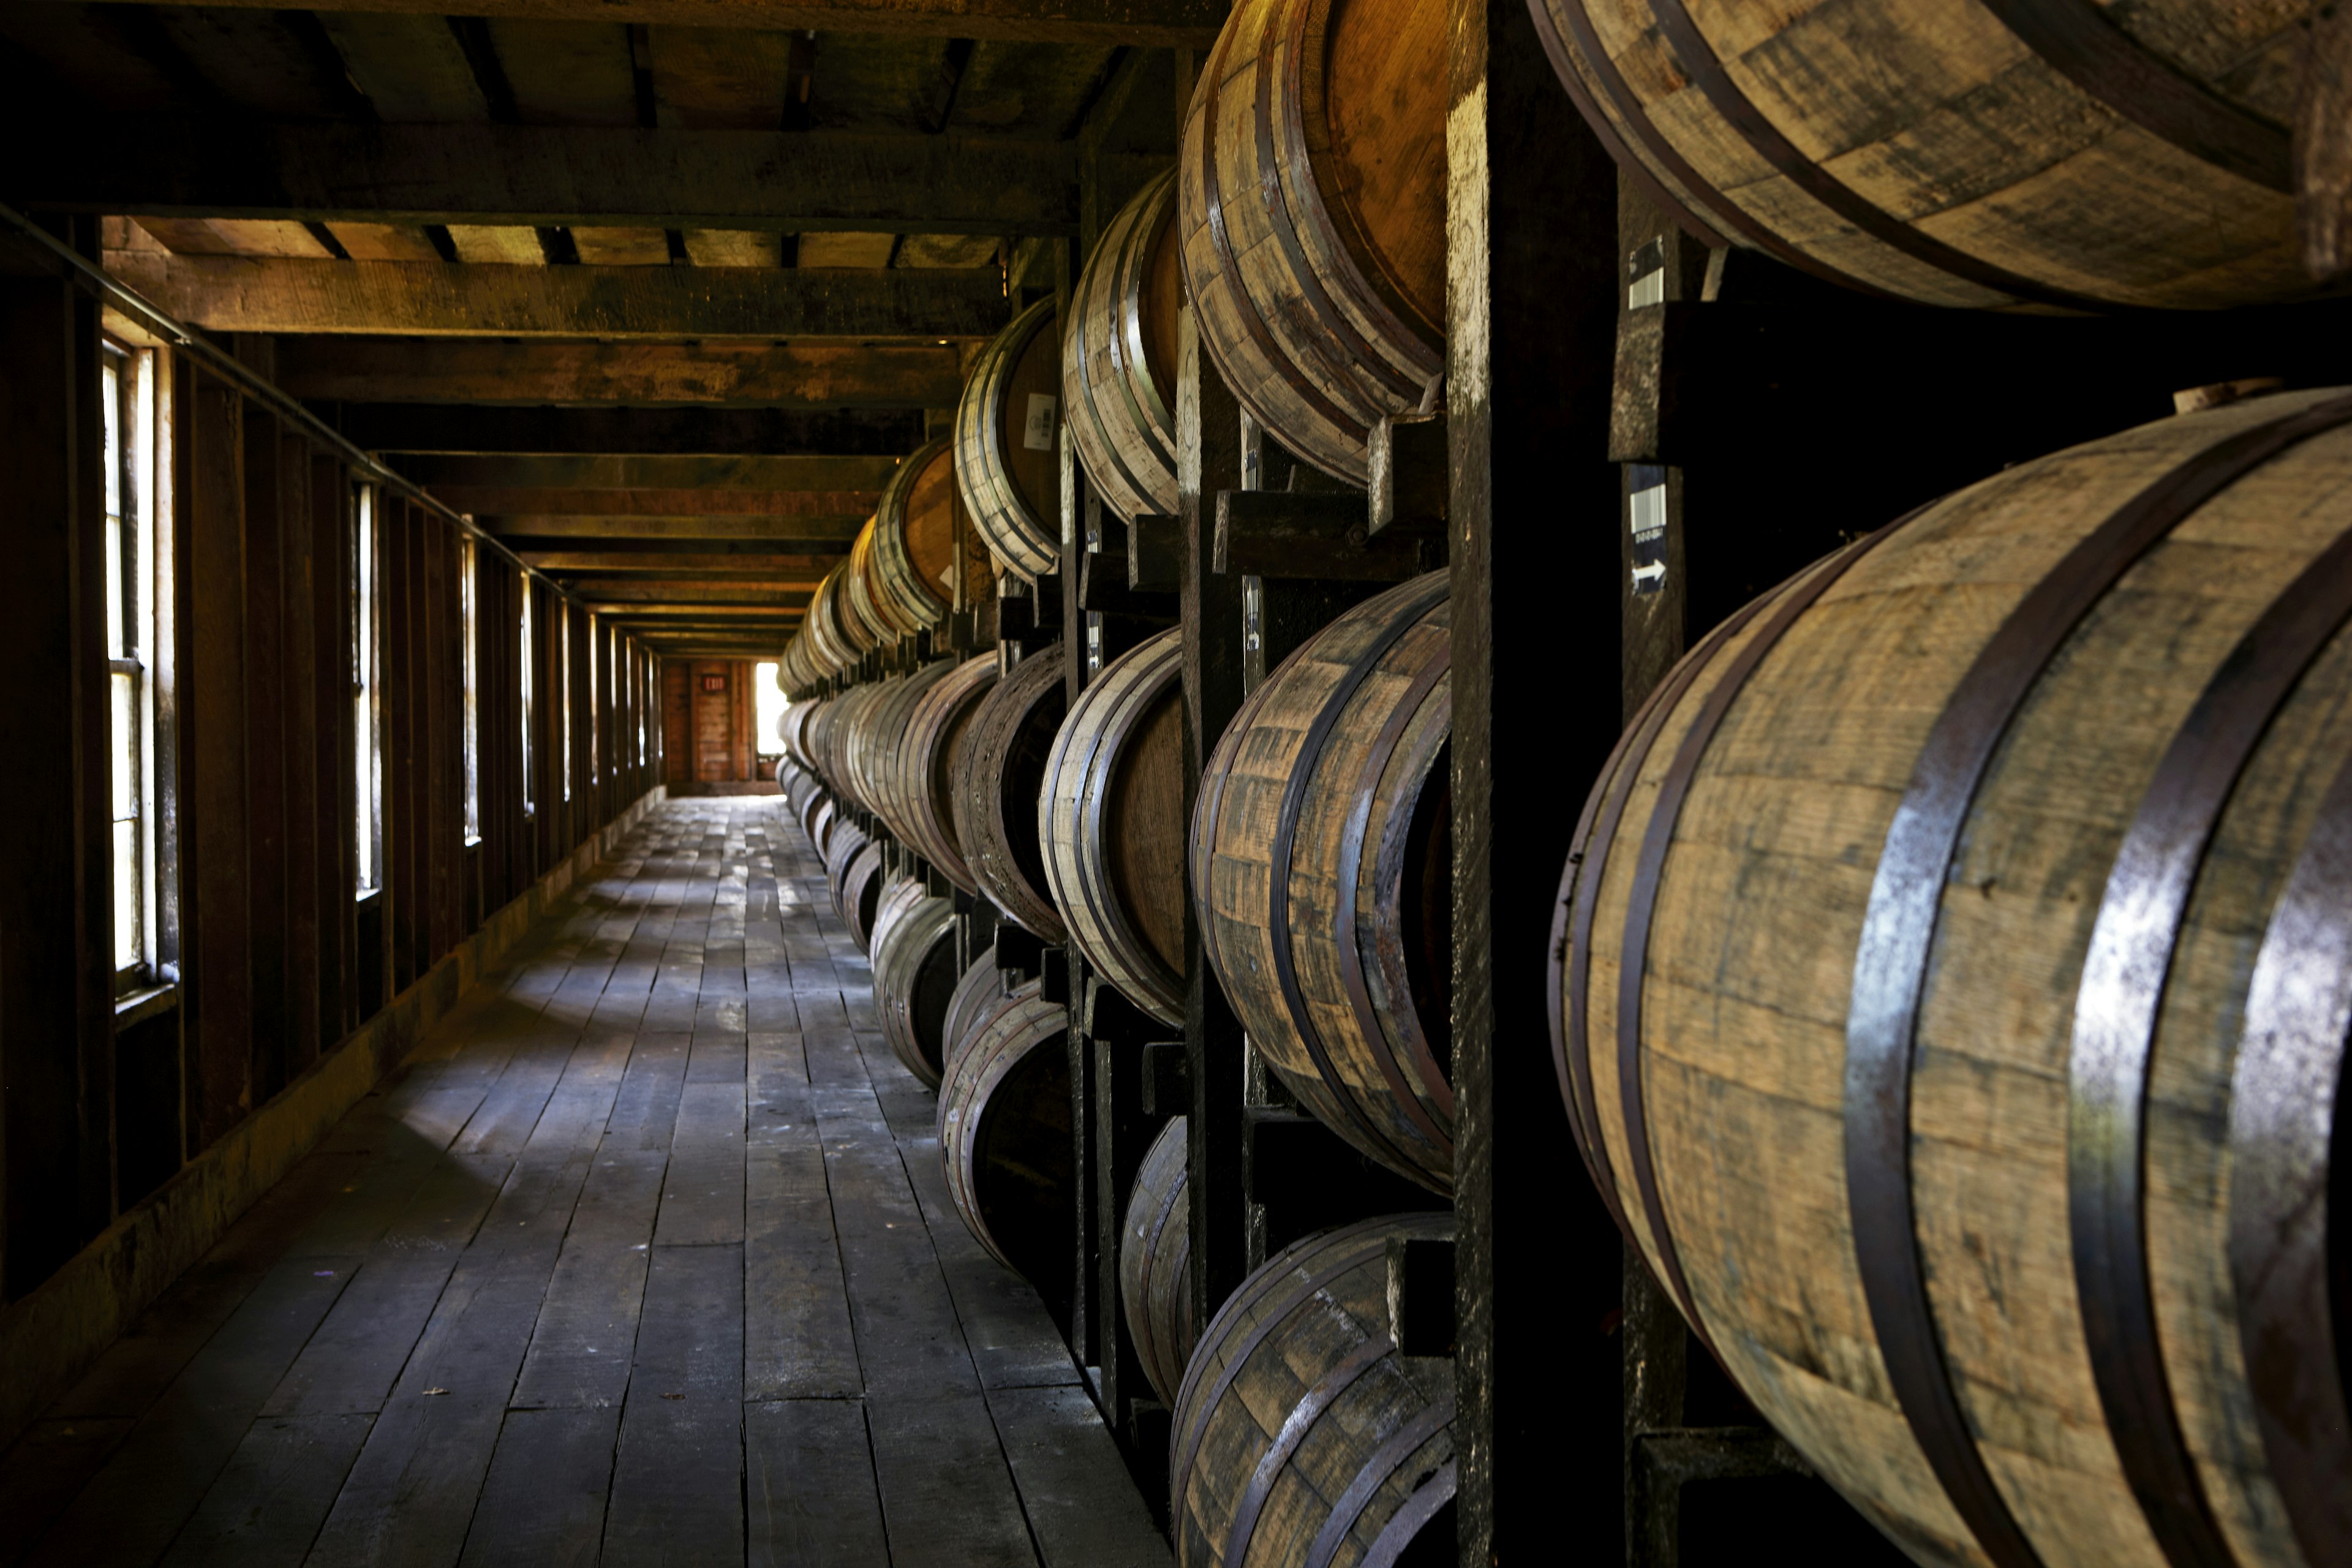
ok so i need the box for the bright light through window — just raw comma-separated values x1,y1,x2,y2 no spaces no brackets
755,662,786,757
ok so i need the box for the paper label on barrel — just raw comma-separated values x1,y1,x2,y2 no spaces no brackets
1023,394,1059,452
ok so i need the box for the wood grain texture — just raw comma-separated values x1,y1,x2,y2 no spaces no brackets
1063,168,1183,522
1169,1213,1456,1568
1178,0,1446,481
1193,572,1455,1194
874,439,997,632
952,644,1072,940
276,337,968,409
956,298,1065,578
47,0,1229,50
874,894,960,1087
1531,0,2305,309
1041,625,1188,1023
1556,389,2352,1568
104,252,1014,339
1119,1114,1194,1407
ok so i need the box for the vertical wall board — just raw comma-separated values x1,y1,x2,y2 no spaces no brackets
1444,2,1629,1561
68,240,113,1240
159,355,194,1169
240,407,290,1103
663,662,692,785
0,275,91,1295
182,371,252,1155
310,455,350,1047
277,435,320,1079
1175,304,1249,1335
384,499,415,993
422,520,451,965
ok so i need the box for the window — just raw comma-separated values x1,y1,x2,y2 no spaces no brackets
519,586,535,817
559,608,572,803
755,661,785,758
461,537,479,842
104,342,160,990
587,611,600,785
353,483,382,893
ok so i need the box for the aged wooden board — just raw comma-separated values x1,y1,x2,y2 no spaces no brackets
102,254,1013,339
31,0,1231,45
329,405,926,457
275,339,967,409
53,123,1115,233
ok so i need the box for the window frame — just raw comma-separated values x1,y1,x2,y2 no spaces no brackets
352,480,384,897
103,339,162,995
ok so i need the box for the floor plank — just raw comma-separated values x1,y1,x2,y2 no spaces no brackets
8,800,1167,1568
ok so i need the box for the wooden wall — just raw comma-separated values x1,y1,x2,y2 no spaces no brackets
0,228,662,1305
661,658,765,790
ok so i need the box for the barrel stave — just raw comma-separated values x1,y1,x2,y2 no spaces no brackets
1120,1115,1195,1409
954,645,1070,941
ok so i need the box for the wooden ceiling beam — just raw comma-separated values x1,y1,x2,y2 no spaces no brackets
476,513,870,540
575,581,819,602
37,122,1145,234
331,405,924,456
522,551,842,574
500,533,853,556
104,253,1010,339
396,453,899,490
277,339,967,407
26,0,1226,45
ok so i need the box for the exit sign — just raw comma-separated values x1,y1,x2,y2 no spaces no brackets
701,675,726,693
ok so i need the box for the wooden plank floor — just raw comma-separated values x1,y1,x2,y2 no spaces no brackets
0,799,1169,1568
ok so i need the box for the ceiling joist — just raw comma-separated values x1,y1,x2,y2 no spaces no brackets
36,122,1164,235
277,339,967,407
23,0,1227,47
104,252,1011,337
329,405,924,456
393,453,900,490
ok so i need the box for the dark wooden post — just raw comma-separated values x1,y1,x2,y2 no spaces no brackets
278,434,320,1077
1177,303,1248,1333
311,454,351,1046
241,405,290,1098
1446,0,1627,1561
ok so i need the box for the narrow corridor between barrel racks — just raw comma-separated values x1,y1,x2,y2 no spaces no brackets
0,799,1168,1568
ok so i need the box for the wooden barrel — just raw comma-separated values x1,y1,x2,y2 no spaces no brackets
875,892,961,1088
809,796,839,859
936,979,1074,1319
1193,573,1453,1194
954,297,1063,579
1120,1114,1194,1409
805,565,858,671
1530,0,2302,311
863,660,960,853
818,680,889,811
1063,168,1183,522
1178,0,1446,483
943,943,1008,1077
873,437,994,631
837,840,886,951
893,655,1000,897
846,516,913,643
1170,1214,1456,1568
952,645,1070,940
782,697,824,774
786,769,825,835
867,873,930,974
1042,626,1188,1023
1554,387,2352,1568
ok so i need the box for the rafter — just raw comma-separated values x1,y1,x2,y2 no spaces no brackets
37,123,1164,234
31,0,1224,48
329,405,925,456
104,252,1009,338
394,454,900,490
522,551,842,574
277,339,967,407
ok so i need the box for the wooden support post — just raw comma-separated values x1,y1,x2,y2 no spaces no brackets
1177,301,1247,1334
311,454,352,1046
241,405,290,1100
1446,0,1626,1560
